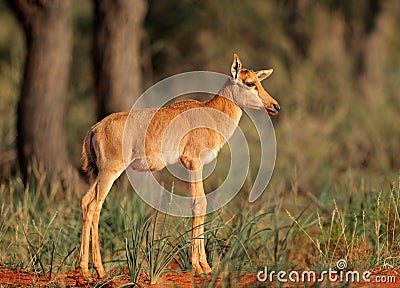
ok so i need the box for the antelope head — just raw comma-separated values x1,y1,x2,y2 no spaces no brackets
230,53,280,116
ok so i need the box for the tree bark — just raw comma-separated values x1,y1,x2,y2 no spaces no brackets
93,0,147,120
6,0,76,182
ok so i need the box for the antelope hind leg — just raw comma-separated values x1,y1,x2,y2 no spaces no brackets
79,181,97,278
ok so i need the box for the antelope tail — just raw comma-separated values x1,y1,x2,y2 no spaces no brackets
81,129,98,179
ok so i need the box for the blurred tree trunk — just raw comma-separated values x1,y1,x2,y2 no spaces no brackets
93,0,147,120
6,0,76,183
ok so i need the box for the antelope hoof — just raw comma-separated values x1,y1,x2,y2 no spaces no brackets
193,263,205,276
200,273,211,279
96,266,107,279
201,263,212,275
193,264,212,277
80,267,92,280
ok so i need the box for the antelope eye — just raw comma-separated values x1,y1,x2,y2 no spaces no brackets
245,82,255,87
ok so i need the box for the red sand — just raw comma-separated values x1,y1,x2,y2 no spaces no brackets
0,267,259,287
1,266,399,287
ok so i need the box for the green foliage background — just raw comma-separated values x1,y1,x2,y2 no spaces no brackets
1,0,399,191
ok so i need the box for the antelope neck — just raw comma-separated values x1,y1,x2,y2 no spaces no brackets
205,93,243,125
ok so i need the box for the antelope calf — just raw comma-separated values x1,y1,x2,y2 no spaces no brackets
79,54,280,278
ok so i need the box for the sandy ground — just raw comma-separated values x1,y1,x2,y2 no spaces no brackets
1,266,399,287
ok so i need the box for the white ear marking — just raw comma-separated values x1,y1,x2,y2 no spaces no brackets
256,69,273,81
231,53,242,80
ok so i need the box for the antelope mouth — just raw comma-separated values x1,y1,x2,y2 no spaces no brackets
266,109,279,117
266,103,280,117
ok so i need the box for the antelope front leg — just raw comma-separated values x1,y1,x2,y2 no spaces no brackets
189,169,212,275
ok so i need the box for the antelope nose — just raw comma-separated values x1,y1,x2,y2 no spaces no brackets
273,103,280,112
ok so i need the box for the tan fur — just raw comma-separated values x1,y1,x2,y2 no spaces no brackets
79,54,280,278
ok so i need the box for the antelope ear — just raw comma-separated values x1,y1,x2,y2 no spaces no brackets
256,69,273,81
231,53,242,80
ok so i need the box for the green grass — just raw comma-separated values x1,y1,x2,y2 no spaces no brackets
1,173,399,286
